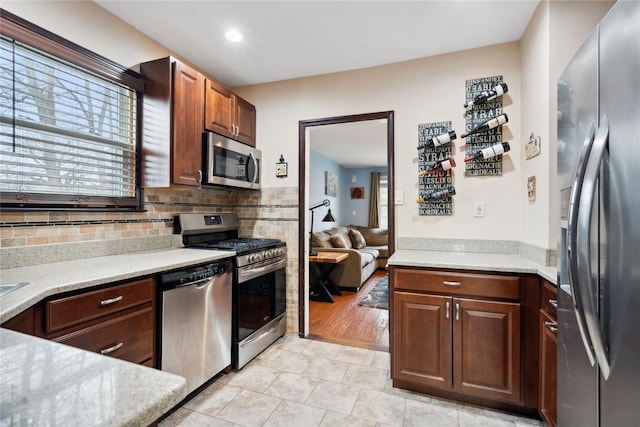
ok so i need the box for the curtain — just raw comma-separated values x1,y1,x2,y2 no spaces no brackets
369,172,380,228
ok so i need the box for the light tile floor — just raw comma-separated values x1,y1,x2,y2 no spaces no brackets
159,335,543,427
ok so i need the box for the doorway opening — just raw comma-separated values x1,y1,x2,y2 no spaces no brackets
298,111,395,351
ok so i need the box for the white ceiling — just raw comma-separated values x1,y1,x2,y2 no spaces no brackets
93,0,539,168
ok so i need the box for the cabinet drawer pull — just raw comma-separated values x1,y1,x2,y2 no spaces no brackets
545,321,558,334
445,301,450,319
100,296,123,306
443,281,462,287
455,303,460,321
100,342,124,355
549,299,558,309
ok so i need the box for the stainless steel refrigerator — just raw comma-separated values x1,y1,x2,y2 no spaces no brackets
557,1,640,426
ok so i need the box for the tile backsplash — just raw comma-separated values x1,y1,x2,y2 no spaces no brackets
0,186,301,333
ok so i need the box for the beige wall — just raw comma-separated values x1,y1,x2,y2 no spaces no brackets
236,43,525,243
2,0,614,253
518,0,613,250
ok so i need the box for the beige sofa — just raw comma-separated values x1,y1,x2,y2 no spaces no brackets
311,225,389,291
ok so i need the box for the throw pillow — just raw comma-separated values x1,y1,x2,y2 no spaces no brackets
330,234,349,248
348,228,367,249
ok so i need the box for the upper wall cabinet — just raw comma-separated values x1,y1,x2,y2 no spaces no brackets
140,57,205,187
205,78,256,147
139,57,257,188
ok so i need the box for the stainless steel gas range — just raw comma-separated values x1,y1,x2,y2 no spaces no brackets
176,213,286,369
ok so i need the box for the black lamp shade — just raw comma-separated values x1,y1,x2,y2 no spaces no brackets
322,208,336,222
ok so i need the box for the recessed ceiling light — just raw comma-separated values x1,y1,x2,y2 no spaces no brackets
225,30,242,42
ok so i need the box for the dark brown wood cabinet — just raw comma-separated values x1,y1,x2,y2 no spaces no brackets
140,57,205,187
1,277,156,367
391,266,533,411
539,281,558,427
205,78,256,147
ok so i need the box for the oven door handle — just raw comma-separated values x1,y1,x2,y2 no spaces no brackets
238,257,286,283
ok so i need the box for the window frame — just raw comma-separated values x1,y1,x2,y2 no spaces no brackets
0,9,144,211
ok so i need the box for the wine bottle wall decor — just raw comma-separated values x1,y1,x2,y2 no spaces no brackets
417,121,456,216
464,75,507,176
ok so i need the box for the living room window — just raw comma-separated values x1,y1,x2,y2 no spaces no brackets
378,173,388,229
0,11,143,210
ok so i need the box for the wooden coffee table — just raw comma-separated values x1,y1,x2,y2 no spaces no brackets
309,251,348,303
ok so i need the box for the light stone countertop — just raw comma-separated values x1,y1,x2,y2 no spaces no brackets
0,247,235,426
0,328,186,426
388,249,557,284
0,247,235,323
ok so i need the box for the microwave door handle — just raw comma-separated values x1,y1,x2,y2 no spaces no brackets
249,152,258,184
576,116,611,379
567,121,597,367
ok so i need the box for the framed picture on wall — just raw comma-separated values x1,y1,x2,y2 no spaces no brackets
350,187,364,199
325,171,337,197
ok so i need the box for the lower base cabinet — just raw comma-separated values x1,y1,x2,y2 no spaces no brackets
1,277,156,366
391,266,540,412
538,280,558,426
393,291,521,403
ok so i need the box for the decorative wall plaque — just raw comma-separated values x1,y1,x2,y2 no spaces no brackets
464,75,505,176
417,121,455,216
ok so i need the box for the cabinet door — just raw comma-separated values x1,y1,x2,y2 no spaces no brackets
205,78,234,137
539,309,557,427
392,292,452,389
234,95,256,147
454,298,521,403
172,61,204,186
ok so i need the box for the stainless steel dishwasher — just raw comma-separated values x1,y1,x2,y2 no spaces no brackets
158,259,233,395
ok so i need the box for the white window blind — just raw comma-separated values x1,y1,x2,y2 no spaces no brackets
0,35,139,209
379,173,388,229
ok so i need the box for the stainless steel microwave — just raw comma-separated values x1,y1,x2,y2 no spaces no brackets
202,132,261,190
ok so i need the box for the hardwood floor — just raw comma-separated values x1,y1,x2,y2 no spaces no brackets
308,269,389,351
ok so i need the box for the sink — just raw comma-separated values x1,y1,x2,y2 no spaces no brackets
0,282,29,297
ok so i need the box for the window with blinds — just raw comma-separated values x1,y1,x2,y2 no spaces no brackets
0,31,140,210
379,173,388,229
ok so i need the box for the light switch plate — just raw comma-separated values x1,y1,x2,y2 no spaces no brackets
473,202,485,217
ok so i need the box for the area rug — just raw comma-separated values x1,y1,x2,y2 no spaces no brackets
358,275,389,310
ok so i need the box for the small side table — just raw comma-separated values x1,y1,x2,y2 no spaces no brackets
309,251,348,303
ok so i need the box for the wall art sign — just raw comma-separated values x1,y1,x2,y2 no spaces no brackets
324,171,337,197
350,187,364,199
464,75,505,177
417,121,454,216
525,133,541,159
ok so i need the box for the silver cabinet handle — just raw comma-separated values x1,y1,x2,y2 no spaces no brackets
576,116,611,379
100,296,123,306
566,121,597,367
197,169,202,184
545,321,558,334
443,281,461,287
236,125,240,136
100,342,123,355
445,301,450,319
549,299,558,309
231,124,236,135
455,303,460,321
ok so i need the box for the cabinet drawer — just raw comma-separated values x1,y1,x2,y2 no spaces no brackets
46,278,154,333
393,268,520,300
54,308,154,364
541,281,558,318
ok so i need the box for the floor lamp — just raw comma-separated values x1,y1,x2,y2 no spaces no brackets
309,199,336,256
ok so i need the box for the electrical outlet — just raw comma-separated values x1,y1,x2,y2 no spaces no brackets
474,202,485,217
352,210,356,216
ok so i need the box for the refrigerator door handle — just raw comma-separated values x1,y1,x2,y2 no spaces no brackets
567,122,597,367
577,115,612,380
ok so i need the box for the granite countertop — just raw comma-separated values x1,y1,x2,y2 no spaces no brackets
0,328,186,426
388,249,557,284
0,247,235,426
0,247,235,323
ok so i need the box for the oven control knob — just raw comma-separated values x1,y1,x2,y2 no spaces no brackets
264,250,272,259
255,253,262,262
